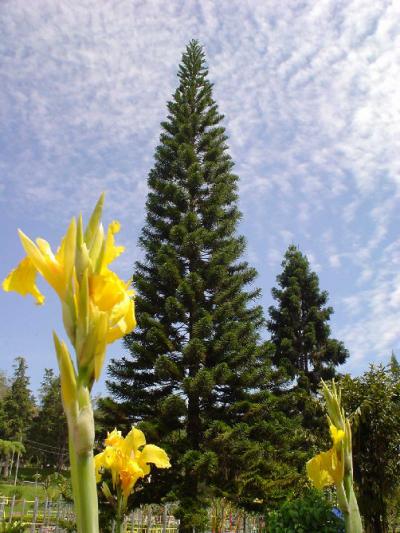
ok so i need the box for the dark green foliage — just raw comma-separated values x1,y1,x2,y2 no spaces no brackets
0,439,25,479
0,371,8,400
1,357,34,441
0,372,8,437
341,363,400,533
268,245,348,392
103,41,273,528
389,351,400,380
27,369,68,469
0,404,6,440
267,489,344,533
204,389,309,511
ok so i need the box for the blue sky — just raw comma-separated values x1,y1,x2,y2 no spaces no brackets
1,0,400,395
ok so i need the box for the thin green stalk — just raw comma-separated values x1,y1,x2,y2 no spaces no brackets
114,486,125,533
75,448,99,533
67,385,99,533
337,480,362,533
344,486,363,533
68,434,82,533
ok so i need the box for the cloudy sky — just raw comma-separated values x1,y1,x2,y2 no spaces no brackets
1,0,400,394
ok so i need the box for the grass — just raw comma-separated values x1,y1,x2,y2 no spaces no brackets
13,466,70,482
0,482,46,500
0,480,69,523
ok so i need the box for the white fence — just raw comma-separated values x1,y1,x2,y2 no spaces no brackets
0,495,74,531
0,497,180,532
0,496,264,533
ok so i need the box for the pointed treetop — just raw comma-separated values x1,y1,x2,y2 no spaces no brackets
178,40,207,81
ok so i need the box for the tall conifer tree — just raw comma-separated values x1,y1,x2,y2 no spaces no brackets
268,245,348,392
105,41,271,529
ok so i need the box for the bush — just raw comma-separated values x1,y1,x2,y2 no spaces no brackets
267,489,344,533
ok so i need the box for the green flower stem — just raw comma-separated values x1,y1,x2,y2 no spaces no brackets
337,480,362,533
345,485,362,533
68,428,99,533
76,448,99,532
67,385,99,533
68,434,82,532
114,486,126,533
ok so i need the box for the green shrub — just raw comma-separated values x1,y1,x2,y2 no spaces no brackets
267,489,344,533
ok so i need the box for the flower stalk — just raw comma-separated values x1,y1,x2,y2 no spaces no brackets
3,194,136,533
307,380,362,533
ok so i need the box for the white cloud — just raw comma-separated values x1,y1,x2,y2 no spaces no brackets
329,254,342,268
279,229,294,244
339,238,400,367
1,0,400,376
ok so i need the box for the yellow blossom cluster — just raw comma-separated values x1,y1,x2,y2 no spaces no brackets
95,428,171,501
2,194,135,391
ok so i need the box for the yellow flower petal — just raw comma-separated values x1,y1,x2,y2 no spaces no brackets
138,444,171,470
307,446,343,489
307,451,334,489
123,427,146,456
90,272,125,311
18,230,65,297
93,312,108,381
106,298,136,344
89,272,136,346
330,424,345,446
2,256,45,305
105,429,123,448
94,451,105,482
101,221,124,272
107,289,136,344
55,217,77,287
119,460,143,500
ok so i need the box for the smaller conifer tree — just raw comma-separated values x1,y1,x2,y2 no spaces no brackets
268,245,348,391
28,369,67,469
2,357,34,441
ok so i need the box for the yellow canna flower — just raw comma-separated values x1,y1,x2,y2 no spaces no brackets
2,194,136,386
95,427,171,502
307,421,345,490
307,381,363,532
